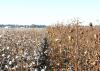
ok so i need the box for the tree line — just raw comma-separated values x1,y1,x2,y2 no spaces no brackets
0,24,46,28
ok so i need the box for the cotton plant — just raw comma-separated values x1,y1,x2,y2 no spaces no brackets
32,37,49,71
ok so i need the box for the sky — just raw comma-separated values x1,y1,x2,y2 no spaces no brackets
0,0,100,25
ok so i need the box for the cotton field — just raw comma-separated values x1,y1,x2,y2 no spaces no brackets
0,23,100,71
0,28,48,71
47,24,100,71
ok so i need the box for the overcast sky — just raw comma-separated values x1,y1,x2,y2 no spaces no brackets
0,0,100,25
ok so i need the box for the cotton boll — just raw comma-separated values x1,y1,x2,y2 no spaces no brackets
91,61,96,66
29,63,32,67
15,56,18,59
84,51,87,54
27,56,31,60
15,65,18,68
41,69,45,71
57,63,60,66
9,61,12,65
23,65,26,68
7,47,9,50
2,48,5,51
44,50,48,54
5,65,8,69
44,66,47,69
0,35,2,38
68,35,72,41
11,66,16,70
2,54,5,57
55,38,59,42
32,61,35,64
7,55,10,58
34,68,38,71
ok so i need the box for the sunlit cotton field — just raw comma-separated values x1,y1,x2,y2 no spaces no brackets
0,21,100,71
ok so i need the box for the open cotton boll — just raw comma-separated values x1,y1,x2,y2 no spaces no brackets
27,56,31,60
68,35,72,41
94,34,97,39
0,35,2,38
7,47,9,50
41,69,45,71
34,68,38,71
5,65,8,69
2,54,5,57
11,66,16,70
91,61,96,66
84,51,87,54
57,63,60,66
2,48,5,51
29,63,32,67
32,61,35,64
15,65,18,68
9,61,12,65
7,55,10,58
15,55,18,59
55,38,59,42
